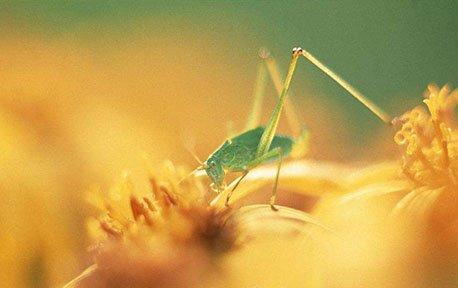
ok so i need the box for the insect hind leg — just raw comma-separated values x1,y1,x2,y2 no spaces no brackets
261,48,302,137
245,48,302,137
244,60,268,131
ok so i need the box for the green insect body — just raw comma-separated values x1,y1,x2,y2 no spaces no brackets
195,47,305,210
204,126,294,189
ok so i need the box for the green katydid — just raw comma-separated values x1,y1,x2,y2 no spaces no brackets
188,47,391,210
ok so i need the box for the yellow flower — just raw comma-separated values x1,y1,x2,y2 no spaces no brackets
394,85,458,187
392,85,458,225
65,160,331,288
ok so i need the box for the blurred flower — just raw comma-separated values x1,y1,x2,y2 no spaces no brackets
311,84,458,287
391,84,458,286
315,84,458,228
66,160,330,288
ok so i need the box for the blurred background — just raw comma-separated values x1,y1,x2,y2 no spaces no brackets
0,1,456,287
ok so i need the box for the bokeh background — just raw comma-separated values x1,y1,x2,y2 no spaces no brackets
0,1,457,287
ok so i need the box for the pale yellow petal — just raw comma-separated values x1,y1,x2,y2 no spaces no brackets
211,160,349,208
390,187,428,219
338,180,411,205
344,162,402,190
230,204,333,243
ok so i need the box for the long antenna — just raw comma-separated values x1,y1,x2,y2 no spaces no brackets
301,49,392,124
184,145,203,165
178,166,203,185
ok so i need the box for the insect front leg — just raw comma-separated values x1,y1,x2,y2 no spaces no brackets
225,170,249,207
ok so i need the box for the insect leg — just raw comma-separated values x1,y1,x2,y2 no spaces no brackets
270,148,283,211
290,128,310,159
225,146,284,208
247,147,283,210
245,61,268,130
226,120,236,138
261,48,301,137
225,170,249,207
300,49,392,124
256,47,303,158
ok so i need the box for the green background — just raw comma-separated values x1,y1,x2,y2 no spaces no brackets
2,0,457,145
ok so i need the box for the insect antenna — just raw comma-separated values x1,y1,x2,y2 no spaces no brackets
185,145,204,165
177,142,207,185
177,166,204,185
181,131,204,165
301,49,392,124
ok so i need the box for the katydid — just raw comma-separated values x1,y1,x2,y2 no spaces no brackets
189,47,391,210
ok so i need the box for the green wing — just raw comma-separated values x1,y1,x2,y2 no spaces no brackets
271,133,294,156
230,126,264,145
233,126,294,154
211,127,294,171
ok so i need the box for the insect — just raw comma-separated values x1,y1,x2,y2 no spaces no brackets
187,47,391,210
